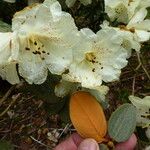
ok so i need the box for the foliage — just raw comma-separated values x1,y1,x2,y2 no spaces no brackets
69,91,107,143
108,104,136,142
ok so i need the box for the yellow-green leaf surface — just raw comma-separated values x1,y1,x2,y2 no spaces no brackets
108,103,136,142
70,91,107,143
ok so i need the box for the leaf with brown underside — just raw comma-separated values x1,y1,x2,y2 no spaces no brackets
69,91,107,143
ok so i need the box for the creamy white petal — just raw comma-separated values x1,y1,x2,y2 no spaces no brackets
0,63,19,84
12,0,79,84
127,0,141,19
128,8,147,27
129,95,150,127
129,19,150,31
0,33,13,64
55,79,109,102
105,0,149,24
0,32,20,84
84,85,109,102
135,30,150,42
64,61,103,88
0,32,19,64
129,96,150,108
64,28,128,88
139,0,150,8
19,61,48,84
105,0,129,23
101,21,142,52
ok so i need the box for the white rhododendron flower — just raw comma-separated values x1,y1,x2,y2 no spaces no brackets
0,32,20,84
66,0,92,7
129,95,150,128
105,0,150,42
101,21,141,53
127,8,150,42
63,28,128,88
11,0,79,84
105,0,149,23
55,79,109,101
105,0,141,23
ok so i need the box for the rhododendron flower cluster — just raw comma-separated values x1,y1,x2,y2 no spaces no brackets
0,0,149,100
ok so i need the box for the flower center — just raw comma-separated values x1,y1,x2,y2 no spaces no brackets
23,34,50,60
85,52,97,63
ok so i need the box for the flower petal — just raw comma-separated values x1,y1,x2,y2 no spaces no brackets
0,32,19,64
0,32,19,84
19,60,48,84
55,79,109,103
135,30,150,42
129,95,150,127
128,8,148,27
64,28,128,88
0,63,20,84
12,0,79,83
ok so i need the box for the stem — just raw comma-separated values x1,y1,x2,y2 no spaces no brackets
136,52,150,80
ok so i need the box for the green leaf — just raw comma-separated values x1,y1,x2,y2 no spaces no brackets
108,103,137,142
0,140,14,150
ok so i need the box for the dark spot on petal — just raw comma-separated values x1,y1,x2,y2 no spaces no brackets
34,41,37,45
38,47,40,50
42,51,46,53
63,69,69,74
25,47,30,51
92,68,95,72
9,40,12,49
32,51,36,54
42,44,44,47
41,58,45,60
47,52,50,55
141,115,146,118
36,51,41,55
91,60,96,64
